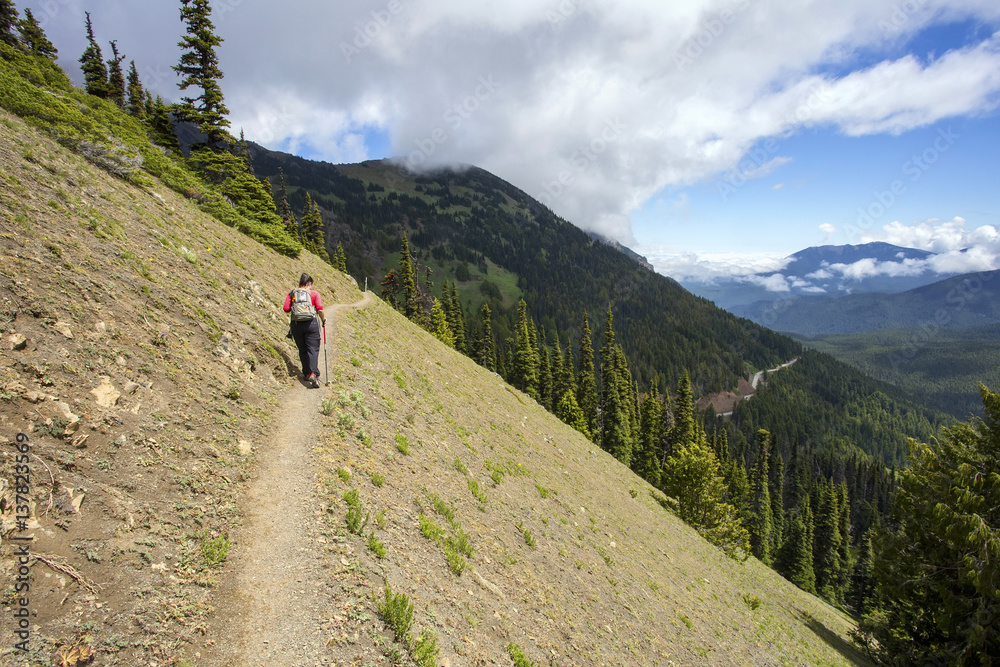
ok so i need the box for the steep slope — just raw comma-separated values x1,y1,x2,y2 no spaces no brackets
0,109,867,666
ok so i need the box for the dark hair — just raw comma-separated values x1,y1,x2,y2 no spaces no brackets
299,273,313,287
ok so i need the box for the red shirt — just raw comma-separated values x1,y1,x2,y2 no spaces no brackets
283,288,323,314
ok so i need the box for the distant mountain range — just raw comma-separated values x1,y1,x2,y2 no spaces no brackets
682,242,954,313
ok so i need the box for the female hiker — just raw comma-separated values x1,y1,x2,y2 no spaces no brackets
283,273,326,387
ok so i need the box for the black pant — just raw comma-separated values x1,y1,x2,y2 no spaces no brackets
290,317,321,378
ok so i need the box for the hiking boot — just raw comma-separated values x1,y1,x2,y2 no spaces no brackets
309,374,320,388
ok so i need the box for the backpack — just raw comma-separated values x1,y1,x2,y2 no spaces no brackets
289,288,316,322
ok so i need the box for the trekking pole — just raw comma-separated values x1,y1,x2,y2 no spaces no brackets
323,321,329,386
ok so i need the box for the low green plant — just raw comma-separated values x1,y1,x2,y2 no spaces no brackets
346,506,369,535
374,583,414,643
336,467,351,482
515,520,536,549
395,434,410,455
536,484,551,499
343,489,360,507
412,628,439,667
371,471,385,487
742,593,762,610
490,469,503,485
375,509,387,529
200,531,230,566
507,642,540,667
320,398,336,416
428,493,456,524
679,613,693,629
393,372,407,389
446,527,474,558
367,531,387,559
419,513,444,542
350,356,362,367
467,479,487,503
453,457,468,475
444,543,466,575
337,412,356,430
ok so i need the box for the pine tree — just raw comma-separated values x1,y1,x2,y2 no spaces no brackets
478,303,496,372
334,241,348,272
429,298,455,348
512,300,539,399
813,479,842,601
662,424,750,560
79,12,109,99
576,312,598,440
446,281,467,354
18,8,57,57
856,387,1000,663
666,372,695,460
538,327,552,411
173,0,230,147
633,390,664,487
149,95,182,153
380,270,400,309
562,341,576,397
775,495,816,593
849,527,875,615
555,389,591,439
399,236,421,323
126,61,146,118
106,40,126,108
275,168,297,239
601,344,634,466
550,331,566,402
749,429,773,564
836,482,852,603
1,0,19,47
300,192,317,253
769,445,785,558
306,197,330,263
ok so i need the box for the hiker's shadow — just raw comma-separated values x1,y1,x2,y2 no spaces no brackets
796,611,872,666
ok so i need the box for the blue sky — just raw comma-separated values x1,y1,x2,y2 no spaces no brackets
32,0,1000,282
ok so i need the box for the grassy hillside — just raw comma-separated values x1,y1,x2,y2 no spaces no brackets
0,98,867,666
800,324,1000,418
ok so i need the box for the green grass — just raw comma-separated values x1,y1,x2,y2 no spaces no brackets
395,434,410,455
200,531,230,566
374,583,414,643
367,531,387,558
507,642,540,667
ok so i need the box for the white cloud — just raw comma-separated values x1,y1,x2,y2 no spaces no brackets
35,1,1000,244
860,216,1000,274
645,250,789,283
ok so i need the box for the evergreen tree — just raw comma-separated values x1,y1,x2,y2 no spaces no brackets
633,390,664,487
0,0,18,47
601,343,634,466
769,445,785,558
849,527,875,615
148,95,181,154
79,12,109,99
106,40,126,108
429,298,455,348
126,61,146,118
236,128,254,173
399,236,421,323
556,389,591,439
173,0,230,147
334,241,348,272
18,8,57,57
307,197,330,263
299,192,317,252
775,495,817,593
551,331,566,402
446,281,466,354
478,303,496,372
666,372,695,461
813,479,842,601
662,424,750,560
275,168,297,239
749,429,774,564
836,482,852,603
538,327,552,410
857,386,1000,664
562,341,576,397
512,299,539,399
724,456,752,527
576,312,598,440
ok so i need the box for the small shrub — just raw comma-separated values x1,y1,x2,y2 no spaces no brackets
428,493,456,524
490,469,503,485
629,488,638,498
337,412,356,430
321,398,336,416
446,527,474,558
507,643,540,667
336,468,351,482
346,506,369,535
367,531,387,558
395,434,410,455
200,531,230,566
374,584,413,643
516,521,536,549
350,356,362,367
679,613,693,629
418,513,444,542
224,385,240,401
343,489,360,507
535,484,551,499
742,593,762,610
453,457,468,475
467,479,487,503
412,628,439,667
375,509,387,529
393,372,407,389
371,471,385,487
444,543,466,575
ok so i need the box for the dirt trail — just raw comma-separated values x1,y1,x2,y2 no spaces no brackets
196,291,371,666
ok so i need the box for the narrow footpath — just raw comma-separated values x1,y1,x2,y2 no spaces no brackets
195,291,372,666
